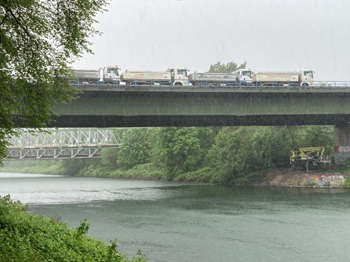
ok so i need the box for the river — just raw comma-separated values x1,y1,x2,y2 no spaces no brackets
2,172,350,262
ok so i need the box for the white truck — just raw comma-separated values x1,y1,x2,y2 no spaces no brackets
121,67,189,86
232,69,253,84
252,69,314,87
71,66,121,84
188,68,253,87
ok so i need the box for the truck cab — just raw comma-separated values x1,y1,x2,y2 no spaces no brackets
232,69,253,84
298,69,314,87
167,67,189,86
99,66,121,83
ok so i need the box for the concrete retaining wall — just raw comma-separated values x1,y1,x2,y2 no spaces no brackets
267,172,345,188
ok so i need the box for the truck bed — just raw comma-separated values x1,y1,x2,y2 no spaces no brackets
189,72,236,82
121,70,171,81
73,70,100,79
253,72,299,82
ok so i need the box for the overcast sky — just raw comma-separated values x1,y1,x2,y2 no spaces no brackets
73,0,350,81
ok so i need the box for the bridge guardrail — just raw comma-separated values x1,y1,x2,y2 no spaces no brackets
71,80,350,90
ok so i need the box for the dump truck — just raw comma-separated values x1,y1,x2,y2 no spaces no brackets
232,69,253,84
120,67,189,86
189,69,253,87
290,146,331,171
252,69,314,87
70,66,121,84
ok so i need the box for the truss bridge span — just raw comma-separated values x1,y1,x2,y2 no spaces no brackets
6,128,137,160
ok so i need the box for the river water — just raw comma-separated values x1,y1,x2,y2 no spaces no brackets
2,173,350,262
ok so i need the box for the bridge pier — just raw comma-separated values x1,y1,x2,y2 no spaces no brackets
334,126,350,165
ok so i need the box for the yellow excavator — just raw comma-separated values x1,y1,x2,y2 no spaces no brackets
290,146,331,171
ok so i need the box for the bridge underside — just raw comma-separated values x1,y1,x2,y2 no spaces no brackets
12,89,350,127
10,88,350,163
47,114,350,127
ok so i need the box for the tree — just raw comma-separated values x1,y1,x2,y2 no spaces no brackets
150,127,214,180
0,0,108,163
117,128,151,169
207,127,294,184
209,61,246,73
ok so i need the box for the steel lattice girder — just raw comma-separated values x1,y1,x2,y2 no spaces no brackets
8,128,134,149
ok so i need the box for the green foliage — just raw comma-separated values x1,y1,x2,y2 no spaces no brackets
207,126,333,185
209,61,246,73
76,219,90,238
101,148,119,169
0,0,109,164
0,195,147,262
1,125,335,185
150,127,214,179
117,128,151,169
1,159,99,176
289,126,334,155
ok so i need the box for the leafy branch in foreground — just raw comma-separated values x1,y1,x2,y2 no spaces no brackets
0,0,109,163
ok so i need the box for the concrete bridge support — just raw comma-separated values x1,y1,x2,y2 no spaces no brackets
334,126,350,165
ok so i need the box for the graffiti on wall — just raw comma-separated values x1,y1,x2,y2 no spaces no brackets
271,174,345,188
302,174,345,187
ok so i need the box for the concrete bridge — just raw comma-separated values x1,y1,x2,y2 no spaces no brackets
13,85,350,164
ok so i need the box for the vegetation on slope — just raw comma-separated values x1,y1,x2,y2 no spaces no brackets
0,195,147,262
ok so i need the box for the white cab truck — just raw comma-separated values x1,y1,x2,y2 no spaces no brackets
232,69,253,84
188,68,253,87
121,67,189,86
71,66,121,84
252,69,314,87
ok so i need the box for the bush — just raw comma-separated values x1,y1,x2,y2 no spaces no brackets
0,195,147,262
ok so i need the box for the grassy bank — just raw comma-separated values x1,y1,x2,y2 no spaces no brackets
0,159,276,185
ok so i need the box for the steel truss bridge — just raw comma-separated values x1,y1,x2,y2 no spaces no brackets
6,128,132,160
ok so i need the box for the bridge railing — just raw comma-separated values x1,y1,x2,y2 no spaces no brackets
71,80,350,89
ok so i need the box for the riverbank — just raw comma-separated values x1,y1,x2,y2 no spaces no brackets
1,160,349,188
258,169,348,188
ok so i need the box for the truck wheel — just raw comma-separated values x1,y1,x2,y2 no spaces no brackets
302,83,309,88
175,82,182,86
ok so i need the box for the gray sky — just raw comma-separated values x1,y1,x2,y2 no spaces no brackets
73,0,350,81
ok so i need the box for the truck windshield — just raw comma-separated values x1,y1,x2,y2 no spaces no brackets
242,71,252,77
304,71,313,78
107,68,118,76
177,69,187,77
